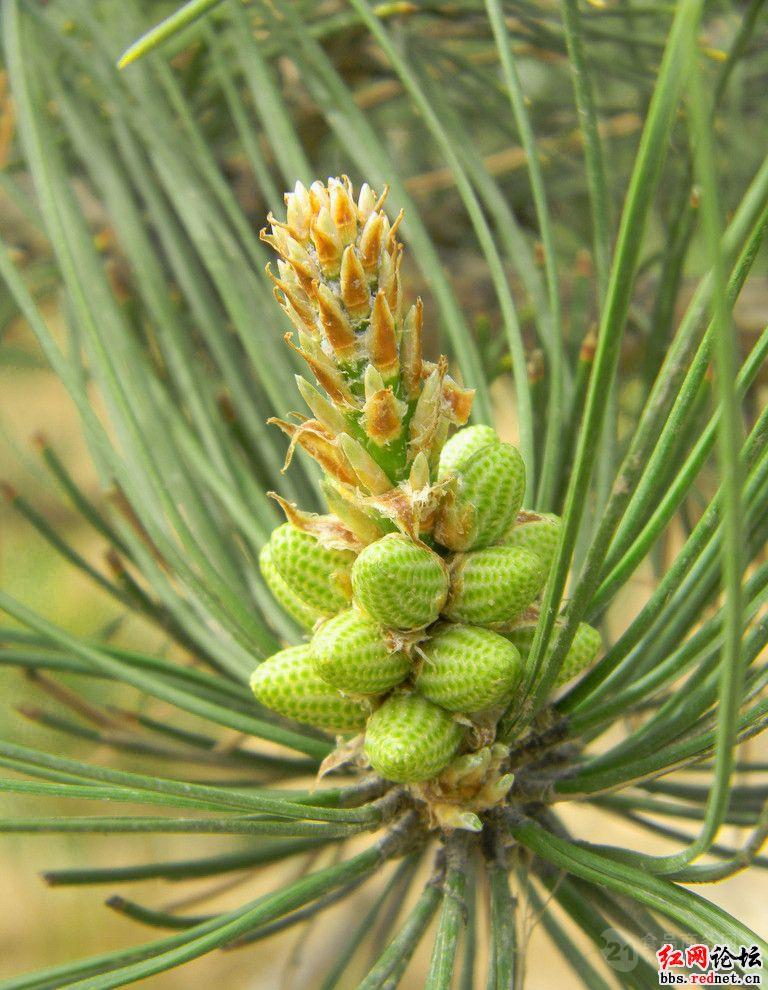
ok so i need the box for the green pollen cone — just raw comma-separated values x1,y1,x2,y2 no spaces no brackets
351,533,449,629
502,513,561,573
310,608,411,695
506,621,602,688
269,523,354,614
437,424,499,480
435,442,525,551
250,645,367,733
443,547,546,626
364,693,464,783
259,543,325,631
416,624,522,712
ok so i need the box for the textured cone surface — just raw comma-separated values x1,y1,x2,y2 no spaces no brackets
507,621,602,688
351,533,449,629
503,513,561,573
416,624,522,712
250,645,366,732
435,442,526,550
443,547,546,626
310,608,411,695
269,523,353,614
259,544,324,631
438,424,498,480
364,693,463,783
553,622,602,687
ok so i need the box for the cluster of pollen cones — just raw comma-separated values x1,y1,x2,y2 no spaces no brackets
251,178,601,832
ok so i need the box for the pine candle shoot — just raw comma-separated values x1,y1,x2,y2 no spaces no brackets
251,177,601,830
